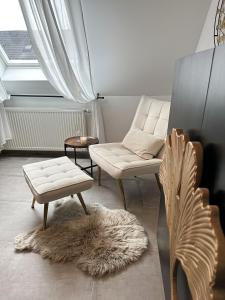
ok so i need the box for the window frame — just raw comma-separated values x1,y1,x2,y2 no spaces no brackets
0,42,39,67
0,0,39,67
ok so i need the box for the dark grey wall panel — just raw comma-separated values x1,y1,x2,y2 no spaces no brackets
158,47,216,300
201,43,225,232
169,49,214,138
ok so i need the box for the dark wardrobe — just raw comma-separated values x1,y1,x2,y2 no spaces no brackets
157,43,225,299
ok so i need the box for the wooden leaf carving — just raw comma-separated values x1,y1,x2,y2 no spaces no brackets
215,0,225,46
159,129,225,300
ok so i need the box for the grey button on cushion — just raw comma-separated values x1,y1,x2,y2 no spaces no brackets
23,156,93,204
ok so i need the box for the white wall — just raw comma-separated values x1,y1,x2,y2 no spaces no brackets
2,0,211,142
196,0,218,52
101,96,140,142
81,0,211,96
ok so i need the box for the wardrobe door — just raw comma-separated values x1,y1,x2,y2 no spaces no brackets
201,43,225,232
169,49,214,140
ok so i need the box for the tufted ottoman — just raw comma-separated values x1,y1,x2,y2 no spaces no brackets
23,156,93,229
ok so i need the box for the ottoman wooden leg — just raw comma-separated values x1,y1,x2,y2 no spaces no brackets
31,197,35,209
43,203,49,230
77,193,89,215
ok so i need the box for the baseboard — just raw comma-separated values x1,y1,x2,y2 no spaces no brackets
0,149,89,159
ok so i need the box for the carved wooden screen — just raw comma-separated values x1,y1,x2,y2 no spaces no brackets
159,129,225,300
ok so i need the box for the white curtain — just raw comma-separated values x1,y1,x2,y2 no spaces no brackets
20,0,105,142
0,81,12,147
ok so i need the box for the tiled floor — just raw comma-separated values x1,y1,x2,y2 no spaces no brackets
0,154,165,300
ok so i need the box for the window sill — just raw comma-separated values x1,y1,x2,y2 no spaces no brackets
2,66,58,95
2,66,46,81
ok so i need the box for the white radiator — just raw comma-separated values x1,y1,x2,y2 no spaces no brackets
5,108,87,151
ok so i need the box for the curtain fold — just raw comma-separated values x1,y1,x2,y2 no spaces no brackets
91,100,105,143
20,0,105,141
0,81,12,147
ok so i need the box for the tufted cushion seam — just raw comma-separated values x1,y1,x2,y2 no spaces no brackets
24,171,93,197
153,103,164,133
90,146,161,171
23,156,93,196
89,150,132,171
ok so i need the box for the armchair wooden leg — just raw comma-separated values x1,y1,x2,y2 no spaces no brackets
31,196,35,209
117,179,127,210
43,203,49,230
98,166,101,186
155,173,161,192
77,193,89,215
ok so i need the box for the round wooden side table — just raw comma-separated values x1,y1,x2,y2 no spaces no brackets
64,136,99,177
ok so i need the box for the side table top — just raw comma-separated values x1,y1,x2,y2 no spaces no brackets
64,136,99,148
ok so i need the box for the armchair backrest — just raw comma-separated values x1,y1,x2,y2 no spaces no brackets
131,95,171,139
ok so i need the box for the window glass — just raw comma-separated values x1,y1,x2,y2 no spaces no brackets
0,0,37,61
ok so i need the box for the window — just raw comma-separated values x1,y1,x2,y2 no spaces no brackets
0,0,38,65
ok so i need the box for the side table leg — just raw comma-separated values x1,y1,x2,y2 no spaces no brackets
64,144,67,156
90,159,93,177
74,148,77,165
43,203,49,230
98,166,101,186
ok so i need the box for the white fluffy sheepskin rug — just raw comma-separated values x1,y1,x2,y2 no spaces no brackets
15,200,148,277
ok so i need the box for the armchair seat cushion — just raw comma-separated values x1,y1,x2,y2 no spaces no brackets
89,143,162,179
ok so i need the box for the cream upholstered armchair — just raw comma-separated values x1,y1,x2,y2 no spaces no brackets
89,96,171,209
